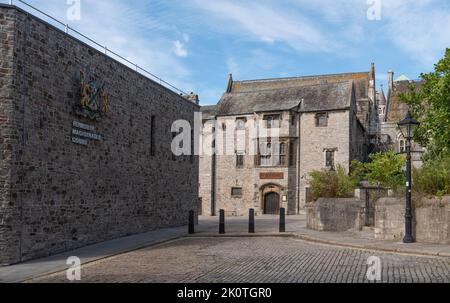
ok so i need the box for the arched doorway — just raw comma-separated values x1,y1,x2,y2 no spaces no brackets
264,192,280,215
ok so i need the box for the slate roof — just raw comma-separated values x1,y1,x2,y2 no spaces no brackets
213,81,354,116
200,105,218,119
386,80,423,123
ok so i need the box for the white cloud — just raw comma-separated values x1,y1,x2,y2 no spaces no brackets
381,0,450,67
173,40,188,57
16,0,192,92
183,33,190,43
193,0,337,53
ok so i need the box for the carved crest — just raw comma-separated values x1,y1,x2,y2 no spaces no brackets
75,71,109,121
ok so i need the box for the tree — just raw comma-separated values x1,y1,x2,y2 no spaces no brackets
400,48,450,160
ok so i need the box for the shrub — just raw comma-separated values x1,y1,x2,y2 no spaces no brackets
352,151,406,194
308,165,358,201
413,154,450,197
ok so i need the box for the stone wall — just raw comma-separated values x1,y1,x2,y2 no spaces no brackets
306,198,365,232
299,110,351,209
375,197,450,244
0,6,199,265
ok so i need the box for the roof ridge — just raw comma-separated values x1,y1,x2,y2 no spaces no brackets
229,80,353,95
234,71,369,84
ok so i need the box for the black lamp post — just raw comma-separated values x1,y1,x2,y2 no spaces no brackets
397,112,420,244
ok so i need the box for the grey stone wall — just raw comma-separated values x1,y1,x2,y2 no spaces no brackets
0,6,199,265
375,197,450,244
306,198,365,232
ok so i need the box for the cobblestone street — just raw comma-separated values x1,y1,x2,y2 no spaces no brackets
30,237,450,283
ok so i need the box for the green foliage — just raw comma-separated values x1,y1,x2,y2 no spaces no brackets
399,48,450,160
413,155,450,197
361,151,406,192
308,165,358,201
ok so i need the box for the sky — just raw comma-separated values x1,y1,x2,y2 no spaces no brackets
6,0,450,105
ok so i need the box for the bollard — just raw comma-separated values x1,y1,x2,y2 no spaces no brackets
219,209,225,234
279,208,286,233
188,210,195,234
249,209,255,233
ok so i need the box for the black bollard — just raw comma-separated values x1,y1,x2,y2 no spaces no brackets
188,210,195,234
219,209,225,234
279,208,286,233
249,209,255,233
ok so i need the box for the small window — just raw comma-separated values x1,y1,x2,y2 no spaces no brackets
236,153,244,168
231,187,242,197
290,114,296,126
325,150,335,168
263,115,280,129
279,142,287,166
315,113,328,127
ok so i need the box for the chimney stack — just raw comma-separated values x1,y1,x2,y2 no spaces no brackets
183,92,199,105
388,69,394,94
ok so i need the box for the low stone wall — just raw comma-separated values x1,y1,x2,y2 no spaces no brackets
306,198,365,232
375,197,450,244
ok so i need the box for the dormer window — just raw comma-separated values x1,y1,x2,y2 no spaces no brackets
315,113,328,127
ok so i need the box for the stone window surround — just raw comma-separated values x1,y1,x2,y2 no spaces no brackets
231,187,243,198
256,138,294,168
323,148,338,169
263,114,281,129
315,112,329,127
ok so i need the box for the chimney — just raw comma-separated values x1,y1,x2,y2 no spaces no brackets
368,62,376,104
388,69,394,94
183,92,199,105
226,73,233,93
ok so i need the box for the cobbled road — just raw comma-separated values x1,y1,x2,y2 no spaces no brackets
30,237,450,283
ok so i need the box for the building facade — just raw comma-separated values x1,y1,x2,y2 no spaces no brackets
200,65,380,216
0,5,199,265
379,71,424,166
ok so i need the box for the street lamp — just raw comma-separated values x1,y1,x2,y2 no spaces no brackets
398,112,420,244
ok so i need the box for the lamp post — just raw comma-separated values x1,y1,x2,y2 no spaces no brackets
397,112,420,244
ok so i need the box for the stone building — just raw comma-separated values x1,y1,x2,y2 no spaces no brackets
379,71,424,166
200,65,380,216
0,5,199,265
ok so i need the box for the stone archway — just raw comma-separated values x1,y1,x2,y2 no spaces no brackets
260,184,283,215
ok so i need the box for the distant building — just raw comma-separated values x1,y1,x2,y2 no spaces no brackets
199,64,380,216
379,70,424,167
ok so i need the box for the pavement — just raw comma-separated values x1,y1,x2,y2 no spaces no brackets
0,214,449,283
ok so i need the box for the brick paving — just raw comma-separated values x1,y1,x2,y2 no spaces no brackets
30,237,450,283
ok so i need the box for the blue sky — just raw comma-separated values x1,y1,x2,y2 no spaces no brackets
7,0,450,105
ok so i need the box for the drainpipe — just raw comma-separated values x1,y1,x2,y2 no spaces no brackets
211,120,217,216
296,112,302,215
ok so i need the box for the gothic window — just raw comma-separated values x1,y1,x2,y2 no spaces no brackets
236,152,244,168
279,142,287,166
258,141,291,167
315,113,328,127
263,115,280,129
325,149,335,168
259,142,273,167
